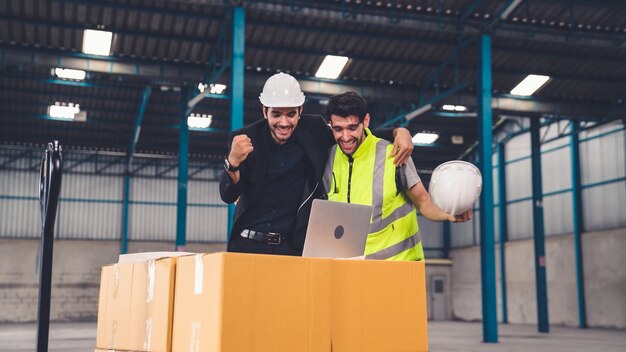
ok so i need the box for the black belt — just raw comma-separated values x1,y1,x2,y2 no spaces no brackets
240,229,282,245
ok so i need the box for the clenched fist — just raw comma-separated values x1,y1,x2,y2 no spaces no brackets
228,134,254,168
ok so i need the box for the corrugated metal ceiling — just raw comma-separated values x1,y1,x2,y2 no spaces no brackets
1,0,625,170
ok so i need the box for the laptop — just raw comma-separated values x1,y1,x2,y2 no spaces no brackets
302,199,372,259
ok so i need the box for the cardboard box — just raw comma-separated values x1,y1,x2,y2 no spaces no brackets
331,259,428,352
171,253,428,352
96,263,133,350
172,252,332,352
129,257,177,352
96,256,178,352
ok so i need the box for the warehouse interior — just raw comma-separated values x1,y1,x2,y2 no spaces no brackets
0,0,625,351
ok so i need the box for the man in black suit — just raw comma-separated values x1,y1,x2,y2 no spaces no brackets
219,73,414,256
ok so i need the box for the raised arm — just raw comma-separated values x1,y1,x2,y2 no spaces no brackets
405,181,472,223
372,127,414,166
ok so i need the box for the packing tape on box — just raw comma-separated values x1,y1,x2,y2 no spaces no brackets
143,318,152,351
147,259,155,303
113,265,120,299
194,254,203,295
110,319,118,348
190,321,202,352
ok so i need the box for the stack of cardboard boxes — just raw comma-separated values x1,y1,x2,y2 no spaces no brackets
96,252,428,352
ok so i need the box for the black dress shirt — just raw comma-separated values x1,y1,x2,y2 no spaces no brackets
234,133,308,238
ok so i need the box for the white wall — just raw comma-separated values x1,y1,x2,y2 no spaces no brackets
450,228,626,329
0,239,226,322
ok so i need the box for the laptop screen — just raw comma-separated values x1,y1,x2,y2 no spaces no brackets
302,199,372,258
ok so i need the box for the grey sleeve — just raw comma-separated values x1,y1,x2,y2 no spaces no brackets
396,157,421,192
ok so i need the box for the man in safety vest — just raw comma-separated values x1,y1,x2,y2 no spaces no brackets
323,92,472,261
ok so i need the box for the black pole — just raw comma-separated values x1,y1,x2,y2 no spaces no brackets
36,141,63,352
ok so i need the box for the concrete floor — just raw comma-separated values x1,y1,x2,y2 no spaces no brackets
0,321,624,351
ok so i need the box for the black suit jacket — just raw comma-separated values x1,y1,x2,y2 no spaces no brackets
219,114,394,255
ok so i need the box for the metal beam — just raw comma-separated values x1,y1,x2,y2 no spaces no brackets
497,143,509,324
0,150,31,169
95,156,125,173
227,6,245,240
156,164,179,178
569,120,587,329
0,45,206,83
127,86,152,169
449,94,626,121
130,158,160,174
478,34,498,343
64,153,99,172
530,117,550,333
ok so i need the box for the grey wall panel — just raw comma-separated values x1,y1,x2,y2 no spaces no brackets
451,214,477,248
131,177,177,202
186,180,227,242
507,200,532,241
491,166,499,205
580,123,625,185
0,199,39,238
543,192,574,236
417,216,443,249
505,133,530,160
0,170,38,197
506,159,532,201
187,180,222,204
0,170,40,238
62,174,123,199
186,206,228,242
583,182,626,231
541,146,571,193
129,204,176,241
58,202,122,240
57,173,123,240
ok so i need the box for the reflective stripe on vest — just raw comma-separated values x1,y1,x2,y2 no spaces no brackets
324,132,424,261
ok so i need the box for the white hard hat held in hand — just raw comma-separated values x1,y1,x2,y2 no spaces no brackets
429,160,482,216
259,72,306,107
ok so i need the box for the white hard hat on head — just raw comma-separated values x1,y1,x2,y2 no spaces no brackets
259,72,306,107
428,160,482,216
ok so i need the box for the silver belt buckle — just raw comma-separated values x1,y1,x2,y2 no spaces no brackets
240,229,252,238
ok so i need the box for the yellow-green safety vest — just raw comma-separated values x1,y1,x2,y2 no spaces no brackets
323,129,424,261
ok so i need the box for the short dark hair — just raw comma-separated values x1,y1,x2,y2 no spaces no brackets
326,92,368,123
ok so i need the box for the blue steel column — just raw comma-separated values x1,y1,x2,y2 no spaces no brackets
478,34,498,343
122,86,151,254
497,143,509,324
570,120,587,328
121,174,130,254
530,117,550,333
228,6,245,240
176,86,190,251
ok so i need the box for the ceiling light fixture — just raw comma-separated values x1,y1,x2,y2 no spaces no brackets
412,132,439,145
53,68,86,80
48,102,80,120
442,104,467,112
510,74,551,96
82,29,113,56
315,55,349,79
187,114,213,129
